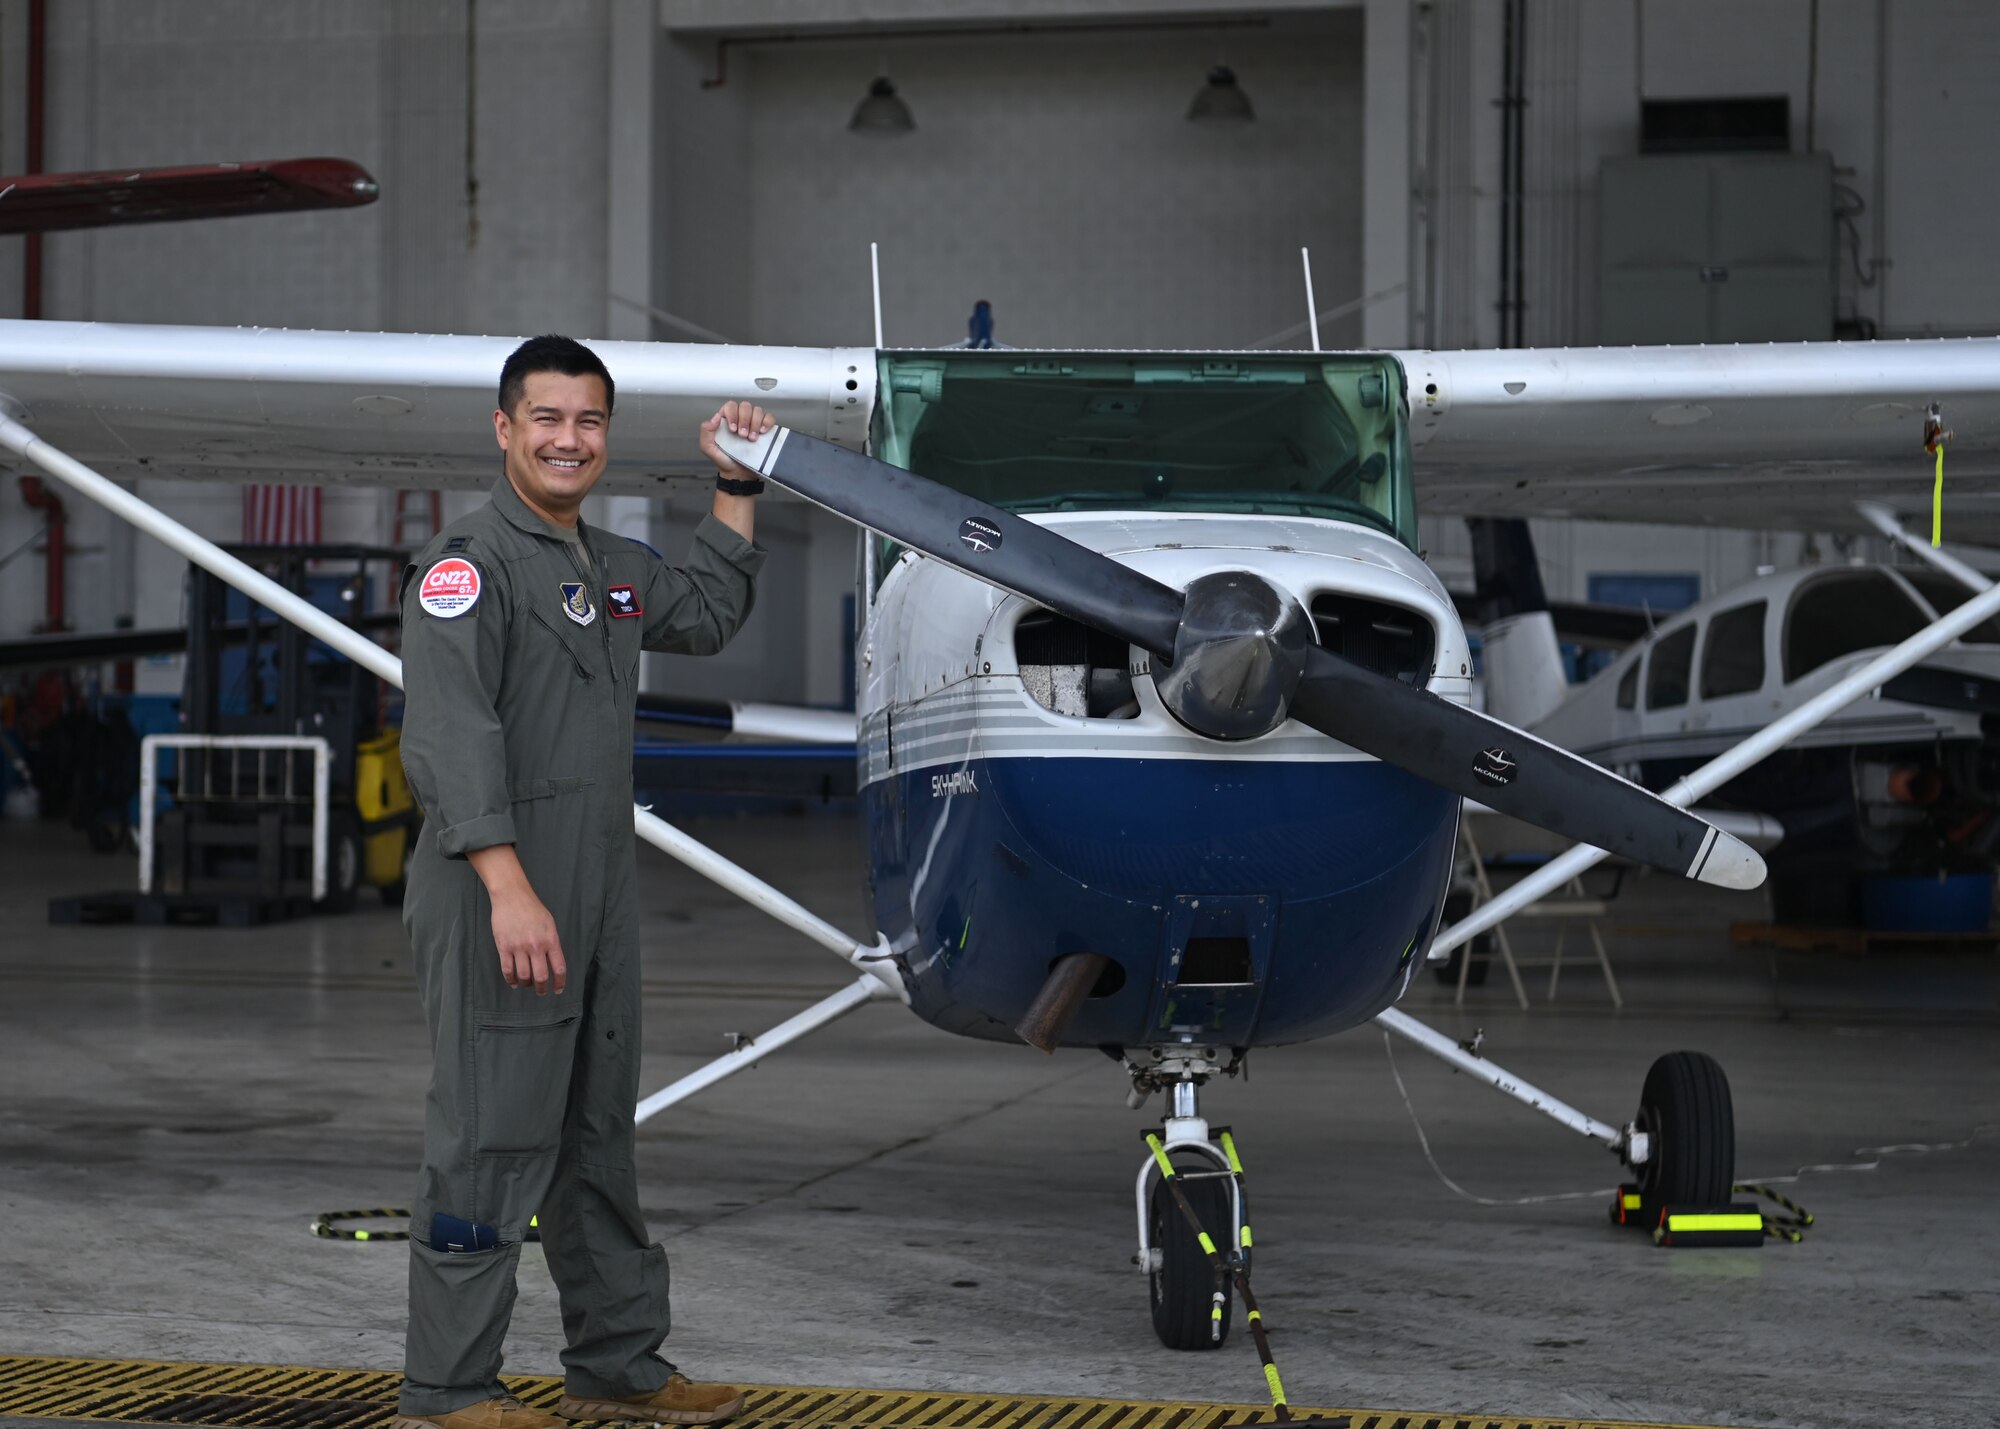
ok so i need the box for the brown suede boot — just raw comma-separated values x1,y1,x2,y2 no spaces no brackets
556,1374,746,1425
390,1395,564,1429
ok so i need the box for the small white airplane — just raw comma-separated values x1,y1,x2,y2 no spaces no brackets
6,315,2000,1377
1489,551,2000,926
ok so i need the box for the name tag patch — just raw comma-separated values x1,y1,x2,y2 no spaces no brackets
559,581,596,626
607,584,642,619
418,557,481,618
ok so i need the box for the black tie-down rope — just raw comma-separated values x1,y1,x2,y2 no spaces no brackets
309,1208,410,1242
1144,1132,1348,1429
1734,1183,1815,1242
310,1209,542,1243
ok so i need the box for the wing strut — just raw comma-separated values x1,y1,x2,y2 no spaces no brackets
0,411,905,1103
1856,501,1995,594
635,973,896,1122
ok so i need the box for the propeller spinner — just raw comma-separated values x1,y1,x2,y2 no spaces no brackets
715,425,1765,891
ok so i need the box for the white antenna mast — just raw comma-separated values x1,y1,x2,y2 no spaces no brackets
1300,247,1320,352
870,241,885,349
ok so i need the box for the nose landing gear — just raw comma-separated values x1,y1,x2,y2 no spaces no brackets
1128,1056,1336,1425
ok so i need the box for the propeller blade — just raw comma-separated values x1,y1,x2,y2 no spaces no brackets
1288,645,1765,888
715,425,1185,657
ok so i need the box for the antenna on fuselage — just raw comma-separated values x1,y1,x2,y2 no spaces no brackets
1300,246,1320,352
871,241,885,349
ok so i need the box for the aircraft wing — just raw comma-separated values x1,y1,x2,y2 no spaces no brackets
6,322,1999,539
1399,340,2000,541
0,320,876,491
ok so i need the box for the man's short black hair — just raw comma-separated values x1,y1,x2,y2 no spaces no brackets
497,335,615,417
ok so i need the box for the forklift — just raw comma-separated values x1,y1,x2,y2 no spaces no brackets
150,544,420,916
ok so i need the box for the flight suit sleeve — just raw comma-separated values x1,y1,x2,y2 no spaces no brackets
400,551,517,858
639,513,767,655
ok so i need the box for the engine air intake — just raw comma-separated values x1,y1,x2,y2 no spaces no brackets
1309,593,1435,687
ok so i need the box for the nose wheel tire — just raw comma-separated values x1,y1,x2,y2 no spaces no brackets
1636,1050,1735,1204
1148,1166,1238,1350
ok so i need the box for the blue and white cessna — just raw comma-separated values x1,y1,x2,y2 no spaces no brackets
5,321,2000,1352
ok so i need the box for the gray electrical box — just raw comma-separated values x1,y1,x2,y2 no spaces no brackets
1599,152,1832,344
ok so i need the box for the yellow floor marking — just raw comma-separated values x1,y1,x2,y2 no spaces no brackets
0,1354,1759,1429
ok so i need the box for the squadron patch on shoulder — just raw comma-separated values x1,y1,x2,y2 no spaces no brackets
606,584,641,619
559,581,597,626
418,557,481,618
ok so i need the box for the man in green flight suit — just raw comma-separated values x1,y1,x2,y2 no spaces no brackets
393,336,773,1429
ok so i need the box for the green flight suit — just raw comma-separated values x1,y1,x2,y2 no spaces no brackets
396,476,763,1417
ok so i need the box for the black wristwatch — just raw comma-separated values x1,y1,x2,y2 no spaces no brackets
714,474,765,497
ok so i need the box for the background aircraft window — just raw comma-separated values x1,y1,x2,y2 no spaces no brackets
874,352,1418,550
1699,601,1767,698
1616,659,1640,709
1645,625,1695,709
1782,571,1930,682
1900,570,2000,643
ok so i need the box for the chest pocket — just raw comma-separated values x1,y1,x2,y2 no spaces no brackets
526,604,595,681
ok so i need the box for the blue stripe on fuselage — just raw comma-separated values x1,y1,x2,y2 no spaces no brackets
864,755,1458,1049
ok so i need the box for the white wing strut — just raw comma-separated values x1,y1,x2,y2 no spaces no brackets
635,973,895,1123
1855,501,1995,594
0,411,905,1114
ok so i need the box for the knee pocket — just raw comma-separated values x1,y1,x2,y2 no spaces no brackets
473,1014,579,1156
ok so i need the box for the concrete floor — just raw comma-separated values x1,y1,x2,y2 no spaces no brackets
1,811,1996,1429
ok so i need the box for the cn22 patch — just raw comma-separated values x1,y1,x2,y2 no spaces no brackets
418,557,481,618
607,584,642,619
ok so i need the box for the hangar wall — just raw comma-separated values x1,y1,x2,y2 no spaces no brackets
0,0,1996,706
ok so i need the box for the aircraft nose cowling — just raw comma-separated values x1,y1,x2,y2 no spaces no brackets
1153,571,1313,741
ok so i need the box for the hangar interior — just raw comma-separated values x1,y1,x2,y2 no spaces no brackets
4,0,1999,696
0,4,1996,1429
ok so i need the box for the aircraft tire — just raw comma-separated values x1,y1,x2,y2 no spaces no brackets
1148,1165,1235,1351
1635,1051,1734,1205
1429,892,1490,986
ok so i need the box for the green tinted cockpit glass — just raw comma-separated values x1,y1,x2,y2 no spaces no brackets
866,352,1415,585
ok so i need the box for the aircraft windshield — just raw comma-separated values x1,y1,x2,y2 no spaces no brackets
870,352,1416,550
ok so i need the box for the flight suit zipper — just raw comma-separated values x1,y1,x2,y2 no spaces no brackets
562,537,620,687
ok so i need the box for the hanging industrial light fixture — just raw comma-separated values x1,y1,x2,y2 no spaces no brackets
850,75,916,135
1187,64,1254,123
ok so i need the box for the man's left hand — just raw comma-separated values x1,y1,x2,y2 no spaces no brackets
700,401,776,477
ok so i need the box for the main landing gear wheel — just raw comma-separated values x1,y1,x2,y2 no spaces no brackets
1149,1161,1236,1350
1636,1050,1735,1204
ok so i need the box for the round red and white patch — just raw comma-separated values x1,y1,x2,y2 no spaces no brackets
418,557,481,618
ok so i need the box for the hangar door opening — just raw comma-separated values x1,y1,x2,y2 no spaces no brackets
661,12,1365,354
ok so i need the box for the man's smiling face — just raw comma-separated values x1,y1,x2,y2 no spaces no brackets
493,370,610,525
